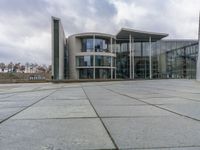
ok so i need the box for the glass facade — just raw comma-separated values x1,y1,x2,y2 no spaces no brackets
95,38,110,52
64,43,68,79
81,37,111,52
79,68,93,79
76,56,93,67
95,56,111,66
52,18,199,81
82,38,93,52
77,36,116,79
165,42,198,79
77,55,116,79
53,19,59,80
116,42,151,79
95,68,111,79
116,40,198,79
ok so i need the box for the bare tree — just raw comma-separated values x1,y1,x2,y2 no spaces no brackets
20,65,25,73
30,63,34,73
0,62,6,72
47,65,52,73
25,62,29,73
37,65,46,73
7,62,13,72
13,63,20,72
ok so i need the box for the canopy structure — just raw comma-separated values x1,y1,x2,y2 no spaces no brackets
116,28,168,42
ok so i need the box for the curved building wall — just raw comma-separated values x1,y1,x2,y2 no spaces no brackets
68,35,82,79
68,33,116,80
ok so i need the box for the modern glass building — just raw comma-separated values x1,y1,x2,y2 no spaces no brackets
51,17,199,80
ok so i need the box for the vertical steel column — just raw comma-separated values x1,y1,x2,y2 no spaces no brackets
93,34,95,79
129,34,132,79
132,37,135,79
115,39,117,79
149,36,152,79
110,37,113,79
196,12,200,81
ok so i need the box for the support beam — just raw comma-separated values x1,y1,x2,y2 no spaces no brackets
93,34,95,79
110,37,113,79
132,37,135,79
149,36,152,79
196,12,200,81
115,39,117,79
129,34,132,79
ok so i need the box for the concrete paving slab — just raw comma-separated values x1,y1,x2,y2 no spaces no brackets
121,92,172,99
140,97,192,105
103,116,200,149
159,102,200,120
0,93,14,99
91,98,145,106
12,105,97,119
0,118,115,150
0,101,34,108
34,99,91,107
132,147,200,150
0,107,24,120
45,90,87,100
0,92,52,102
94,105,173,117
1,80,200,149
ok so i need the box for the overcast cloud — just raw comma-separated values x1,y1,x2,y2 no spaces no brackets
0,0,199,65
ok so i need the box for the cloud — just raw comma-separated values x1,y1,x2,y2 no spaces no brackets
111,0,200,38
0,0,199,65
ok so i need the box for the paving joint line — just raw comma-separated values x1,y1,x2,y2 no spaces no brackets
122,145,200,149
102,86,200,123
0,85,82,95
10,116,99,121
0,89,58,125
81,85,119,150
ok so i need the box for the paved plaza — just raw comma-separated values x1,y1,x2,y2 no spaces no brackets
1,80,200,149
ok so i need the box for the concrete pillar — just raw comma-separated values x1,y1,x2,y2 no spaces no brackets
149,36,152,79
129,34,132,79
93,34,95,79
196,12,200,81
110,37,113,79
115,39,117,79
132,37,135,79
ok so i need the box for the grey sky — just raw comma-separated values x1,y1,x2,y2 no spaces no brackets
0,0,199,65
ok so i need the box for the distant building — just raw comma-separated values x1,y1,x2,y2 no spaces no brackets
51,16,199,80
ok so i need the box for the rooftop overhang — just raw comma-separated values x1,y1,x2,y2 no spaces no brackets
71,32,115,39
116,28,168,42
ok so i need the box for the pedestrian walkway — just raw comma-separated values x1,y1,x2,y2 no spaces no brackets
1,80,200,149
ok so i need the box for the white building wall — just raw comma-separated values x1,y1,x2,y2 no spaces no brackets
68,35,81,79
58,21,65,80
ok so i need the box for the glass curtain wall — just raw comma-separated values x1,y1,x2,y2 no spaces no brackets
82,38,93,52
155,40,198,79
95,38,110,52
53,19,59,80
76,56,93,67
116,40,199,79
78,37,116,79
116,42,130,79
165,43,198,79
116,41,153,79
134,42,152,79
95,56,111,66
79,69,93,79
64,43,68,79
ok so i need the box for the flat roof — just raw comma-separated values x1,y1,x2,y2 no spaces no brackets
116,28,168,42
69,32,115,39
